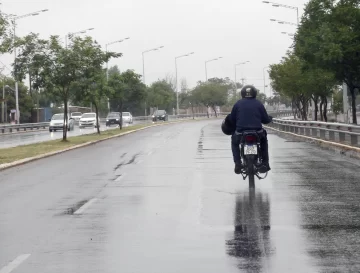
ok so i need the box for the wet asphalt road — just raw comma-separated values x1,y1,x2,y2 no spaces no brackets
1,119,360,272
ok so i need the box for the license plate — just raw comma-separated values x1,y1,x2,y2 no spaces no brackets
244,145,257,155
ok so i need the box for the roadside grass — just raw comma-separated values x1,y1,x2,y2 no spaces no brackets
0,124,148,164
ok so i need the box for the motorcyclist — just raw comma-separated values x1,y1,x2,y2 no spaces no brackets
230,85,272,174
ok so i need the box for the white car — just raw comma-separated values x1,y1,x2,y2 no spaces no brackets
70,112,82,123
79,112,100,128
49,113,75,132
122,112,133,124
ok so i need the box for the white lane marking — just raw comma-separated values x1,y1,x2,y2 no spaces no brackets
0,254,31,273
136,160,143,164
74,198,98,215
148,151,153,155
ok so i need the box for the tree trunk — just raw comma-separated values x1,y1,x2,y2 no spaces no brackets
312,96,319,121
323,97,328,122
206,105,209,118
291,100,297,120
300,97,308,121
212,105,218,118
119,100,123,130
319,100,324,121
94,102,100,135
191,104,194,120
350,87,357,124
295,99,304,120
62,97,68,141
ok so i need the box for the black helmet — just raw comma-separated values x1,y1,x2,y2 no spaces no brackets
241,85,258,99
221,114,235,136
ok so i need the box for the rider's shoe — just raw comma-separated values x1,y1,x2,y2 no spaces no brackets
234,161,243,174
258,162,271,173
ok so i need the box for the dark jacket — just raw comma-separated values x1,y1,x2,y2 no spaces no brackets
230,98,272,131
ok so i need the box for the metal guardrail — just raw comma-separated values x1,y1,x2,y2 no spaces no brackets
269,118,360,146
0,122,49,133
0,110,293,134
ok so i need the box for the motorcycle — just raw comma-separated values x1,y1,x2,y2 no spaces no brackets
221,114,271,187
238,130,268,187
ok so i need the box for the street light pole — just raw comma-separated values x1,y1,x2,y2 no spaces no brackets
205,57,222,81
105,37,130,111
175,52,194,115
141,46,164,116
105,37,130,81
263,1,299,25
281,31,295,37
65,27,94,48
263,66,269,95
234,61,250,88
270,18,297,26
142,46,164,85
12,9,48,124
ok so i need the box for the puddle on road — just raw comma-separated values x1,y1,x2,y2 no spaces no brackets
226,190,274,271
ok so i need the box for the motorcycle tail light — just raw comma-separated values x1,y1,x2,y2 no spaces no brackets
245,135,257,142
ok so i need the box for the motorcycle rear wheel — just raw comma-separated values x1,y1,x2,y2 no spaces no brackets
246,157,256,188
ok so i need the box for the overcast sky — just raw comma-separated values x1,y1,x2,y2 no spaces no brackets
2,0,308,97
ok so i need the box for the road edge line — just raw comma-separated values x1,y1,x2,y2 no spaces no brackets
0,254,31,273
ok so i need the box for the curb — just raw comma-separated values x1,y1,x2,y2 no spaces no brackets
0,118,203,172
265,125,360,160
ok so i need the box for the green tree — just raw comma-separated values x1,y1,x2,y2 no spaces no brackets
2,77,33,123
33,35,120,140
257,93,267,104
269,54,312,120
13,33,49,121
332,88,343,118
147,80,175,113
0,12,12,53
294,0,360,123
192,81,228,117
73,69,109,134
179,90,202,119
14,33,48,96
108,69,146,129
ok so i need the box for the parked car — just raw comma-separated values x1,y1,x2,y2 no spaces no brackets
49,113,74,132
106,112,121,127
70,112,82,123
152,110,168,122
122,112,133,124
79,112,100,128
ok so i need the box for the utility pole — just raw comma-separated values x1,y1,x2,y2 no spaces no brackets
241,78,245,86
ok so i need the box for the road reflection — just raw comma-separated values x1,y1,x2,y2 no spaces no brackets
226,189,272,272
